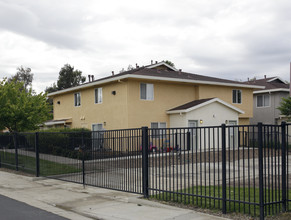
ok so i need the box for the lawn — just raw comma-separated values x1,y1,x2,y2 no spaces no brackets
0,151,81,176
151,185,291,217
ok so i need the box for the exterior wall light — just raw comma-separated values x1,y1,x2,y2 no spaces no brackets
200,119,203,124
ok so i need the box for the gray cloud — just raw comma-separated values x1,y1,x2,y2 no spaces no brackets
1,0,291,93
0,0,87,48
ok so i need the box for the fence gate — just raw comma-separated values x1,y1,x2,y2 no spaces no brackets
40,129,144,194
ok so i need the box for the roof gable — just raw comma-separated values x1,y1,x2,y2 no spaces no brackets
146,61,178,71
267,77,286,84
167,98,244,114
244,76,289,94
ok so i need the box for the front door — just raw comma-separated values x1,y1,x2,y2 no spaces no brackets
92,124,104,150
228,120,237,149
188,120,198,150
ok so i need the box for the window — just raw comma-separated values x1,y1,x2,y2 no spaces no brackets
257,94,270,107
92,123,104,149
95,88,102,104
74,93,81,106
140,83,154,100
232,90,242,104
151,122,166,138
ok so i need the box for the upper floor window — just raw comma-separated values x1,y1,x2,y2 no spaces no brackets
140,83,154,100
232,90,241,104
257,94,270,107
74,92,81,106
95,88,102,104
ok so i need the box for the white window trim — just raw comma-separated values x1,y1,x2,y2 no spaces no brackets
140,83,154,101
74,92,81,107
151,122,167,138
95,87,103,104
151,122,167,128
256,94,270,108
232,89,242,104
92,123,104,131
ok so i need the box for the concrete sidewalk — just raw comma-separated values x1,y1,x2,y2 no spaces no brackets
0,170,230,220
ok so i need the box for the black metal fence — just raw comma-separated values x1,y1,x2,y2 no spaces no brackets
0,123,290,219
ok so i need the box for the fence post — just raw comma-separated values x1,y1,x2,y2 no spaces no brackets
35,132,40,177
186,131,190,151
221,124,227,214
175,132,178,150
258,122,264,220
81,132,85,187
281,122,287,212
13,132,19,171
0,148,1,168
142,127,149,198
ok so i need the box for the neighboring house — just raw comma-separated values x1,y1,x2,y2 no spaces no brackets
245,76,289,124
47,61,262,132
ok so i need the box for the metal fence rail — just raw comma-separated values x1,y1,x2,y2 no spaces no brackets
0,123,290,220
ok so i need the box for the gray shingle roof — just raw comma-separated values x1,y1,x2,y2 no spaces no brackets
168,98,214,111
244,77,289,90
48,64,263,97
117,67,249,85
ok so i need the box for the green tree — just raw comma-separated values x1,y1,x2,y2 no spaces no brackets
164,60,175,67
278,96,291,116
45,82,58,93
8,66,34,92
0,79,50,132
57,64,85,90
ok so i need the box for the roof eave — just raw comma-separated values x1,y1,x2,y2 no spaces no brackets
253,88,290,94
48,74,264,97
128,75,264,89
48,75,129,97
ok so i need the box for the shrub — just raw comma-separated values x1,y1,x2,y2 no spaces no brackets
36,128,92,159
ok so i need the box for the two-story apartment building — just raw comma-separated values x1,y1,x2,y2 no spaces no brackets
47,62,263,131
245,76,289,124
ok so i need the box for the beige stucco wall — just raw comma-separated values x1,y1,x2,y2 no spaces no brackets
198,85,253,119
51,78,254,130
53,81,129,130
126,79,197,128
169,102,239,128
238,118,250,125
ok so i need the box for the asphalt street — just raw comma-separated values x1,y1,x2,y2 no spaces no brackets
0,194,68,220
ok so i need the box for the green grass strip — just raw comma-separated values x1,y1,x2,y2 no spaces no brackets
0,151,80,176
151,185,291,217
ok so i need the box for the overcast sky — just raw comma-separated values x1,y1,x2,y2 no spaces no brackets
1,0,291,93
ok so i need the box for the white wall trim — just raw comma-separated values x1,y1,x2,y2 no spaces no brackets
167,98,244,114
253,88,289,94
